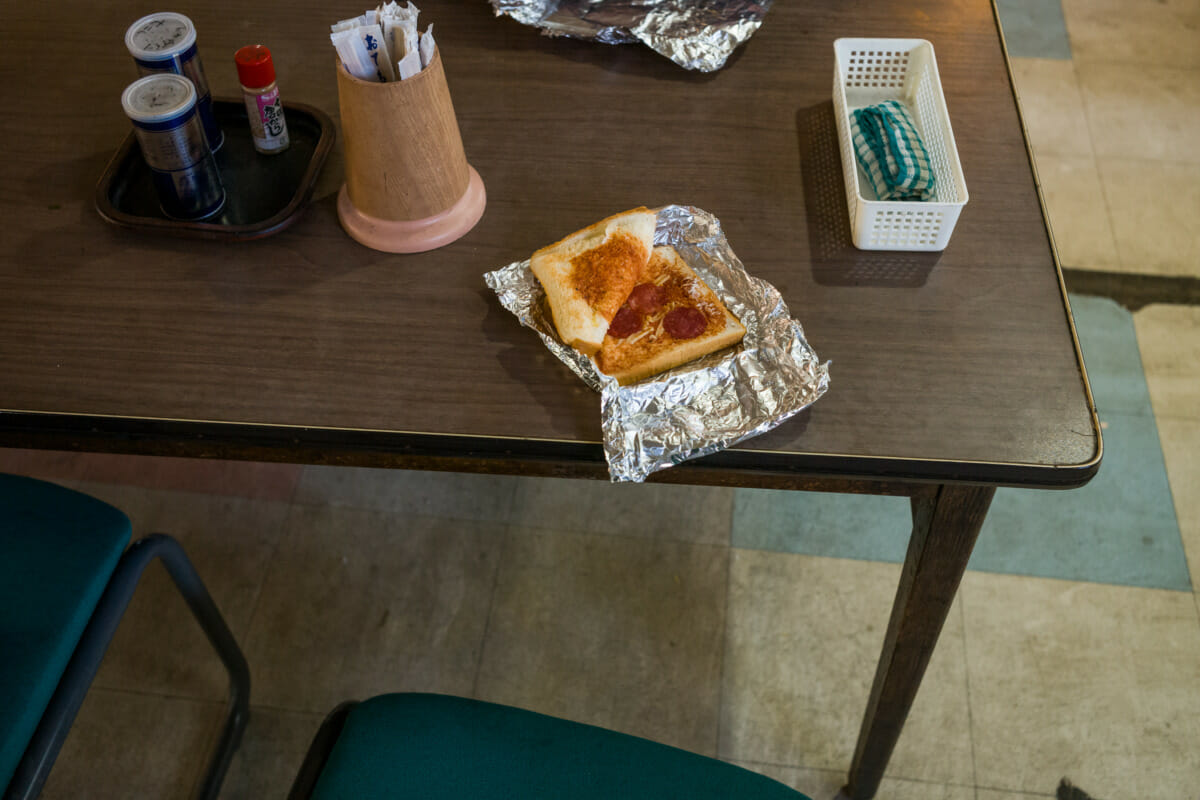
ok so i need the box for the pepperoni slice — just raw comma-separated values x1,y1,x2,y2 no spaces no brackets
663,306,707,340
626,283,664,315
607,306,643,339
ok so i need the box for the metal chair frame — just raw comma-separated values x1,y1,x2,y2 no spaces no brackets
286,702,354,800
3,534,250,800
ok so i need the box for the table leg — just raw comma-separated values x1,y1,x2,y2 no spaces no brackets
841,483,995,800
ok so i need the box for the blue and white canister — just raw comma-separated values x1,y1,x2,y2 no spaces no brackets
121,74,226,221
125,11,224,152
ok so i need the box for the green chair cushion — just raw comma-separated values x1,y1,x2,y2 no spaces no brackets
311,693,810,800
0,474,131,792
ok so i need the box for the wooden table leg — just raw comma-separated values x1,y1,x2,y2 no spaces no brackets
842,483,995,800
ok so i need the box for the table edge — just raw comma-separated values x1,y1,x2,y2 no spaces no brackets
0,407,1100,490
0,0,1104,493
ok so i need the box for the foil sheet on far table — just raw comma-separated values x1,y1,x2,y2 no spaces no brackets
489,0,773,72
484,205,830,483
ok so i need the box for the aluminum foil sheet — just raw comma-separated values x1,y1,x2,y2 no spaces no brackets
489,0,773,72
484,205,830,482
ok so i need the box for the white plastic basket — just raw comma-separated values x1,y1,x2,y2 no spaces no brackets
833,38,968,251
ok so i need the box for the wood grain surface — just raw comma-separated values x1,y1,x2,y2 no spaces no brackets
337,49,472,220
846,485,996,798
0,0,1100,487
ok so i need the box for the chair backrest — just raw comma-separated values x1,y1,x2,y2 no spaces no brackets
1,475,248,800
0,474,131,793
289,693,812,800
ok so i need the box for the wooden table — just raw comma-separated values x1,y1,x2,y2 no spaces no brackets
0,2,1100,797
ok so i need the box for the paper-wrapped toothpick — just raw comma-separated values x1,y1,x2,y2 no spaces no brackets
330,13,395,82
418,23,435,67
380,1,419,59
396,48,422,79
331,9,377,33
331,2,436,81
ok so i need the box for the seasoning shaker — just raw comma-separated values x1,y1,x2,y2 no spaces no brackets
234,45,290,155
125,12,224,152
121,73,225,220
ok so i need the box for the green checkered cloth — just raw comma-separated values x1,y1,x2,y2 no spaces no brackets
850,100,937,201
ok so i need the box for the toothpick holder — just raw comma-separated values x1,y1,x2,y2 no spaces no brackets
335,49,486,253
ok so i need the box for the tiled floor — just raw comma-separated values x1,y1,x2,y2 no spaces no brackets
734,295,1191,592
5,3,1200,799
6,295,1198,800
1008,0,1200,277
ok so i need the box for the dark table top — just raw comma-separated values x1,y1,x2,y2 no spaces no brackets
0,0,1100,489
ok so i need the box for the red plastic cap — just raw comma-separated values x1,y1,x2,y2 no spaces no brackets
235,44,276,88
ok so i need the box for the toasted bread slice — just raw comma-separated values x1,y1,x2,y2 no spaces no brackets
594,246,746,385
530,207,657,356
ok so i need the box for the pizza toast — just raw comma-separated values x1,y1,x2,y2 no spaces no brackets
529,207,657,356
593,245,746,385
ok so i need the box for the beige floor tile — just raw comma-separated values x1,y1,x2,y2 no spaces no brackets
1063,0,1200,69
735,762,849,799
65,483,291,700
476,529,727,755
40,688,222,800
244,505,502,713
1034,155,1121,271
963,572,1200,797
508,475,734,545
747,761,976,800
294,465,519,521
1078,63,1200,164
1156,418,1200,587
81,453,302,501
218,706,326,800
1098,159,1200,277
720,551,974,785
1134,303,1200,418
976,790,1056,800
1010,58,1093,158
0,451,301,501
0,448,95,482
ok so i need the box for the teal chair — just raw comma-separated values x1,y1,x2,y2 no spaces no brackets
0,473,249,800
286,693,812,800
2,474,810,800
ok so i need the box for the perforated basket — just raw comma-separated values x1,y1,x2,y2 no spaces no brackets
833,38,968,251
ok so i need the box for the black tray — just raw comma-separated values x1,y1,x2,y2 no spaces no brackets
95,97,335,240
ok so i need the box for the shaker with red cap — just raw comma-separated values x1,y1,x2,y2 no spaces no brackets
234,44,290,155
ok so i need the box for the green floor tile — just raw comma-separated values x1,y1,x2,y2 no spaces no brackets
731,489,909,564
996,0,1073,59
732,295,1189,590
970,411,1189,589
1068,295,1154,417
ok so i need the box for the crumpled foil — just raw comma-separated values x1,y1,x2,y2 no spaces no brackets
484,205,830,483
489,0,773,72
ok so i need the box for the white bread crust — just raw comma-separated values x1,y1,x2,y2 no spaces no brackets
530,208,656,355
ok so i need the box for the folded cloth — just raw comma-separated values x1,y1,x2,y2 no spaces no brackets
850,100,937,201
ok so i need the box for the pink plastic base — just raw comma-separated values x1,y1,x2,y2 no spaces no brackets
337,166,486,253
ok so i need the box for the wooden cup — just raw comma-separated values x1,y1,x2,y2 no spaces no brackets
335,49,486,253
